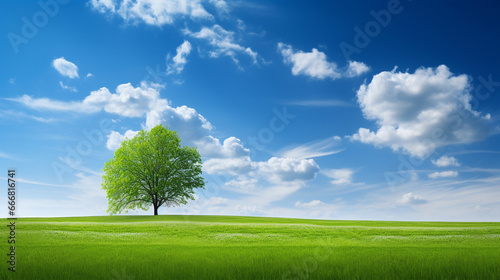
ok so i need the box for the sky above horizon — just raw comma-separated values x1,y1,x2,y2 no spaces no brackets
1,0,500,221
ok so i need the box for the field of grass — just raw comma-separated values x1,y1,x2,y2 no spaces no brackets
2,215,500,279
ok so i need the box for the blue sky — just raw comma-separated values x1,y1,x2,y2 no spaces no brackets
1,0,500,221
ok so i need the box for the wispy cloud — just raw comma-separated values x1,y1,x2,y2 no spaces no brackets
429,171,459,179
0,109,56,123
184,24,258,66
59,81,78,92
322,168,356,186
0,152,11,159
277,136,343,159
397,193,428,205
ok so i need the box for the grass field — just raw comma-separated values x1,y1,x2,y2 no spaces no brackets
2,215,500,279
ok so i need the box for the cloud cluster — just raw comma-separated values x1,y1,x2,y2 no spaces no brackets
10,82,213,149
277,43,369,80
204,156,319,185
352,65,491,158
89,0,227,26
52,57,79,79
12,79,318,204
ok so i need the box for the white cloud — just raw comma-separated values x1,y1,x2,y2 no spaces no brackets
322,168,355,185
52,57,79,79
203,156,253,175
0,110,56,123
106,130,139,150
346,60,370,77
428,170,459,179
256,157,319,184
196,136,250,158
397,193,428,205
278,136,342,159
90,0,214,26
9,78,15,85
351,65,491,158
89,0,115,13
86,73,94,78
295,200,325,208
209,0,229,15
9,81,214,149
167,41,192,75
204,156,319,185
11,78,320,208
277,43,369,79
184,24,258,65
59,81,77,92
12,81,165,116
432,156,460,167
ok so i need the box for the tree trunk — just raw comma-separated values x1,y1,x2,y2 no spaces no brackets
154,205,159,216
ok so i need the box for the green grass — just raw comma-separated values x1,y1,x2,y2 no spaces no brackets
2,215,500,279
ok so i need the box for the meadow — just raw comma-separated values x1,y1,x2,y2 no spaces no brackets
2,215,500,279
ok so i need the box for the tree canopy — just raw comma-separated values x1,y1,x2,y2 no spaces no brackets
102,125,204,215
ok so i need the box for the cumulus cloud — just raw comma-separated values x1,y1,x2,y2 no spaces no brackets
345,61,370,77
52,57,79,78
432,156,460,167
322,168,355,185
351,65,491,158
277,43,369,79
184,24,258,65
397,193,428,205
428,171,459,179
167,41,192,75
106,130,139,151
89,0,218,26
195,136,250,158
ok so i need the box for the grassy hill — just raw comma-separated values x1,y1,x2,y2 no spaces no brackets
2,215,500,279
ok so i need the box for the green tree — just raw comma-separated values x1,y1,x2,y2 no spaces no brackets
102,125,204,215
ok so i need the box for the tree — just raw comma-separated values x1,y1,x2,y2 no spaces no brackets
102,125,204,215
